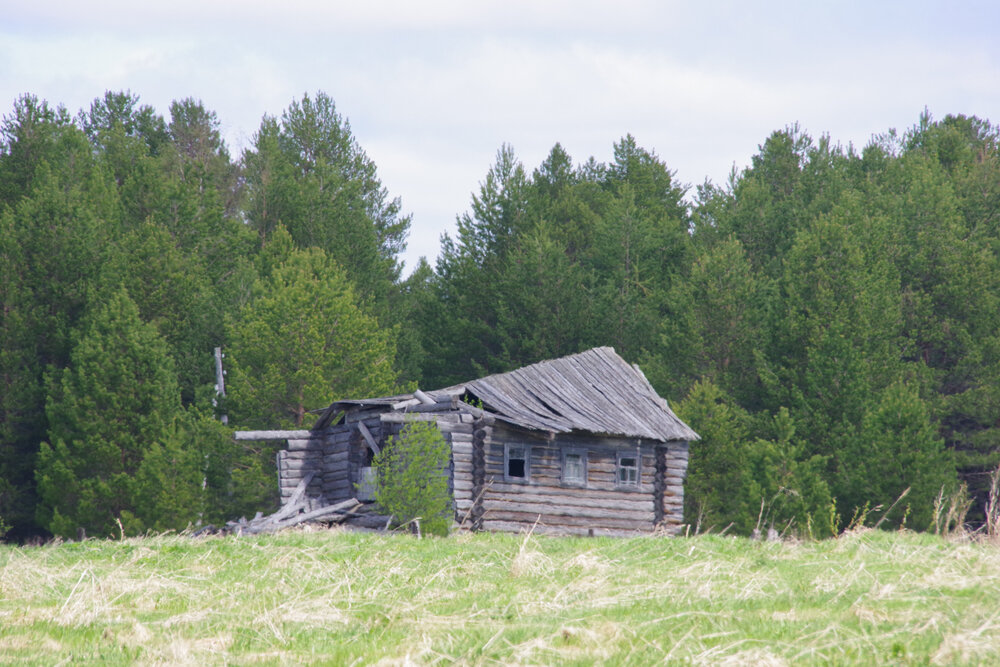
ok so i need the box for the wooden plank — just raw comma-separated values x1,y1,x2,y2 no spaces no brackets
483,481,652,501
480,520,652,537
380,413,444,423
413,389,436,405
235,430,314,441
344,408,388,424
280,459,321,472
482,498,653,520
287,439,323,452
392,397,422,410
482,511,653,531
357,421,381,455
483,491,654,514
281,450,322,461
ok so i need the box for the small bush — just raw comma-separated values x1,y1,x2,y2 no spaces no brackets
373,420,452,536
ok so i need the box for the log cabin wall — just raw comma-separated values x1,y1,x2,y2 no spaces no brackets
277,436,326,504
276,407,688,535
476,423,674,536
322,425,353,502
659,441,688,534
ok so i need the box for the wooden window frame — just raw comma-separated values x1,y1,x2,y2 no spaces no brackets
504,443,530,482
561,448,588,487
616,449,640,488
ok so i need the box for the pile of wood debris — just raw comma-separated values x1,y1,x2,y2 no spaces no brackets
192,473,389,536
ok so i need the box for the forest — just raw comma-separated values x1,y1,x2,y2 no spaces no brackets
1,90,998,541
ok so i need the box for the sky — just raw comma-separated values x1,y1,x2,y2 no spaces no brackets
3,1,998,273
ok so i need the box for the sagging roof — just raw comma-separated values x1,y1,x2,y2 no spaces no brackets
316,347,699,442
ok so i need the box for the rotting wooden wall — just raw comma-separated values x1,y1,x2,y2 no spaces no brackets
277,409,688,536
460,423,688,537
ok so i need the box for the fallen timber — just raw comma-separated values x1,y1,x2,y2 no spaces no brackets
193,473,364,536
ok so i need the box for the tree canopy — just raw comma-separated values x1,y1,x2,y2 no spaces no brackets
1,89,997,539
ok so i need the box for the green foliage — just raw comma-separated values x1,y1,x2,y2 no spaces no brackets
35,289,182,538
845,382,956,529
677,380,759,533
4,89,1000,539
226,243,398,428
242,91,409,309
373,421,452,536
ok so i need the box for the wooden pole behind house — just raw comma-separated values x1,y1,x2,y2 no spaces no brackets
214,346,228,426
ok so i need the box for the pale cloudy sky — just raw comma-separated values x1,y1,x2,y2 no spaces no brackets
3,1,998,271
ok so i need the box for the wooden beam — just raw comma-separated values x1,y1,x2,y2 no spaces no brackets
379,413,442,423
413,389,436,405
357,421,381,455
235,430,314,441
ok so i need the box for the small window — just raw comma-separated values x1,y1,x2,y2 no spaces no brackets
617,452,639,487
506,444,528,480
562,449,587,486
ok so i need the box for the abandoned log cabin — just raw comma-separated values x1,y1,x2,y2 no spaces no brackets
236,347,699,536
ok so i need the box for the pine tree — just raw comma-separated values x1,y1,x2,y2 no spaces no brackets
226,242,398,429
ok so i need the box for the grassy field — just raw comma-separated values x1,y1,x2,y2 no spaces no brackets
2,528,1000,665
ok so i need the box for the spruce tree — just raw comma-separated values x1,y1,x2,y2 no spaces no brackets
35,289,182,538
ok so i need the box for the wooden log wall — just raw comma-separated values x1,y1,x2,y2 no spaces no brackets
274,407,689,537
658,440,688,534
278,437,326,503
472,424,690,537
321,425,353,501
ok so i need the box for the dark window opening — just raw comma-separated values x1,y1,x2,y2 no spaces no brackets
507,445,527,479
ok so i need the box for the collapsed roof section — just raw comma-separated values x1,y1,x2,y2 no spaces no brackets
314,347,699,443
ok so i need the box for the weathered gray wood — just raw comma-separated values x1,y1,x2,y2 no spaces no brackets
280,459,323,472
322,450,350,465
484,481,652,502
380,412,445,423
482,511,653,530
345,408,388,424
451,442,473,455
287,439,324,452
235,430,314,441
482,496,654,517
480,519,651,537
407,398,457,413
357,421,381,455
414,389,436,405
281,450,323,462
260,498,362,533
270,472,315,521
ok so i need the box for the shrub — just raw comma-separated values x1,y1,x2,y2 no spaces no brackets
372,420,451,536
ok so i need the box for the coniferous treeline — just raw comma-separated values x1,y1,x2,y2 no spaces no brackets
1,90,997,540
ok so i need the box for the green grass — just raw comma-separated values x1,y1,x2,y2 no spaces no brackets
2,528,1000,665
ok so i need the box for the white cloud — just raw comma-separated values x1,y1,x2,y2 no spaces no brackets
2,0,998,274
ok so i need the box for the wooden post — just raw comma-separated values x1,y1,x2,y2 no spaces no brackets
214,347,228,425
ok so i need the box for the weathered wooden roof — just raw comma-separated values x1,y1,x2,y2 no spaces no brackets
454,347,698,441
315,347,698,442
